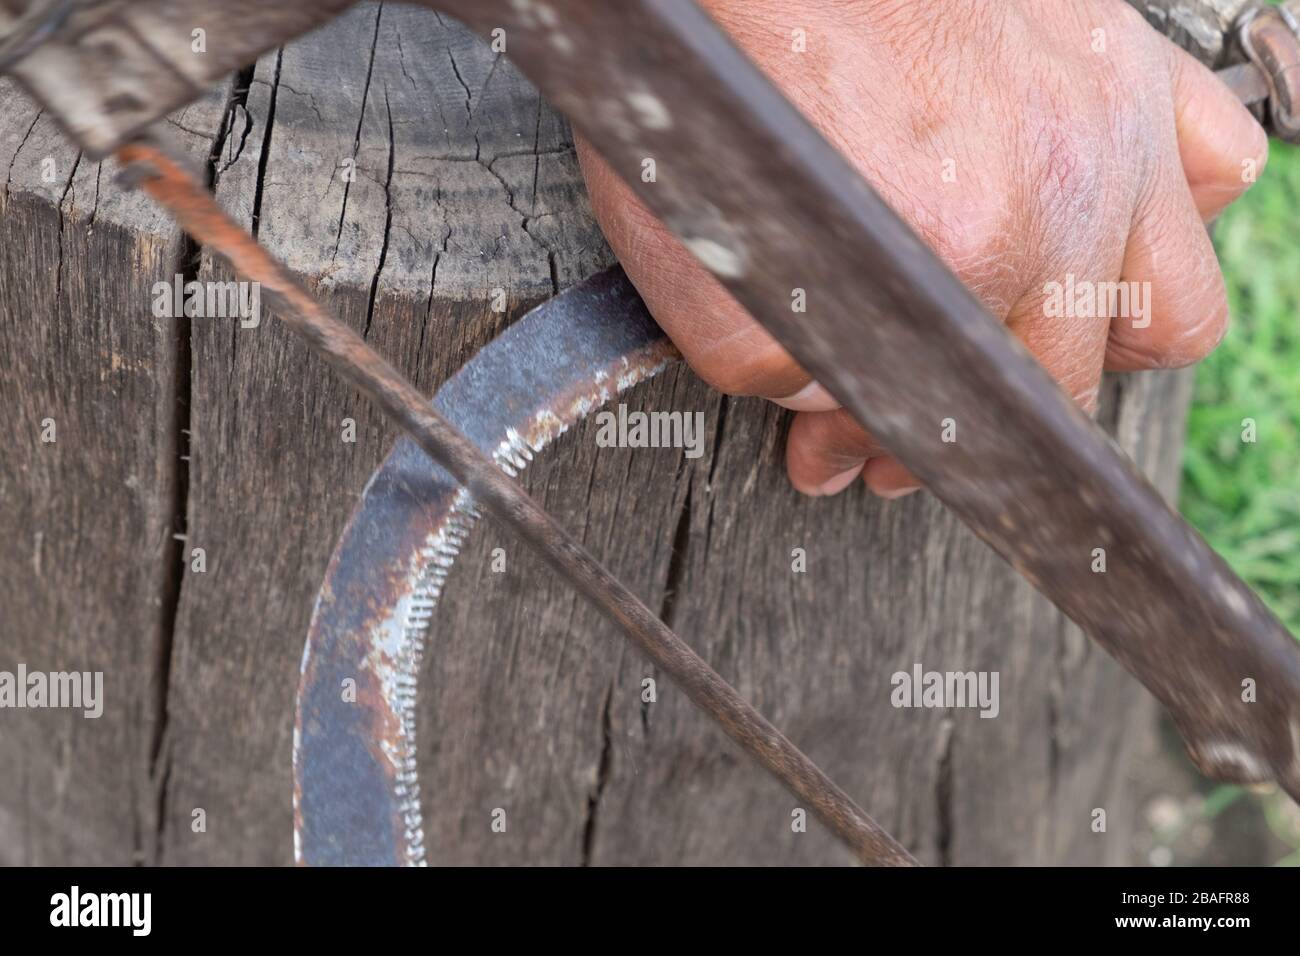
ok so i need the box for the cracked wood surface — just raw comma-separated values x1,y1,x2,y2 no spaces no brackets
0,1,1204,864
0,75,230,864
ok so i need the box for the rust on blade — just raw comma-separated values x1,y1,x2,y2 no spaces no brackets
293,269,676,866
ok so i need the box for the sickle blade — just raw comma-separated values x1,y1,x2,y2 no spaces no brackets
293,268,676,866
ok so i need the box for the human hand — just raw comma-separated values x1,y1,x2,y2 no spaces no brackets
576,0,1266,497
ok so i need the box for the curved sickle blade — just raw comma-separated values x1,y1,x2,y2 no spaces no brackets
293,268,676,866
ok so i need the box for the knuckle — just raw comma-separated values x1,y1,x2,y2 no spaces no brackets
925,200,1002,270
910,191,1025,317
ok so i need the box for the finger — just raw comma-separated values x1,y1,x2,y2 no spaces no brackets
1005,277,1110,417
786,407,927,500
785,408,884,496
1169,46,1269,221
862,456,922,500
1106,160,1228,372
576,137,840,411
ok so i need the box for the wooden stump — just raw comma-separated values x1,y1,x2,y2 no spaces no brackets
0,2,1207,865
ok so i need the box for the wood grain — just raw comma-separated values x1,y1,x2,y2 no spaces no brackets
0,76,229,864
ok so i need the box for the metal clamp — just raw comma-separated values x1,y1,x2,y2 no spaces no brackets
1236,2,1300,142
0,0,72,71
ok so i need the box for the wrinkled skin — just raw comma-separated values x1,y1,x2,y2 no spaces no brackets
577,0,1266,497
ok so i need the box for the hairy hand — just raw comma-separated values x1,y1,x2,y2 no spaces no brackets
576,0,1266,497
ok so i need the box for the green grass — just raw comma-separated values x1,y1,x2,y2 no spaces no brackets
1184,142,1300,634
1177,139,1300,866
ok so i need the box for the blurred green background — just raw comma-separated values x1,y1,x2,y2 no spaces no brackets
1189,147,1300,632
1158,138,1300,866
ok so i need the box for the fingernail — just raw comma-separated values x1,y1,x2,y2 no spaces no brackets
874,485,920,500
813,466,863,497
863,457,922,500
774,381,840,412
